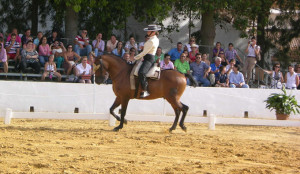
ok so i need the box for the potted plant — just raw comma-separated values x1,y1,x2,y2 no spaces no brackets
265,86,300,120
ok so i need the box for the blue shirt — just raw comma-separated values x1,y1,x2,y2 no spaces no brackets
168,48,183,61
229,71,245,84
210,63,222,78
112,48,125,57
190,61,209,77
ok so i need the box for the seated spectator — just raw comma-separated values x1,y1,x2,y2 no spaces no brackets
50,40,66,68
106,34,118,53
188,44,198,63
20,40,40,74
33,31,43,50
0,40,8,73
160,54,174,70
209,57,222,86
38,36,51,66
155,47,164,62
74,29,92,59
6,28,21,44
295,64,300,90
212,42,224,58
138,35,150,52
174,53,191,85
21,29,32,48
168,42,183,62
184,37,198,52
123,52,135,65
75,56,92,83
229,64,249,88
47,30,61,45
112,41,125,57
202,53,210,66
219,51,227,66
225,43,242,65
129,47,136,63
263,63,284,89
226,59,236,75
41,55,61,81
285,65,299,89
63,44,81,76
190,53,211,87
5,33,21,61
215,66,229,87
125,36,138,54
92,33,105,56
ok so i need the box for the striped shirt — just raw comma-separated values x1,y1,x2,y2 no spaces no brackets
5,41,20,54
75,35,89,45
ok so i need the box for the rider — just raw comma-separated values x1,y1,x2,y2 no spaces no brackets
134,24,161,98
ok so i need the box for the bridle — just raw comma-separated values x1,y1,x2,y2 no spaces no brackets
93,57,106,74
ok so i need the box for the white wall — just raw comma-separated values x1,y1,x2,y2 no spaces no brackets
0,81,299,120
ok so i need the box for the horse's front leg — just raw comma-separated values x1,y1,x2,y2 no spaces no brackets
110,97,127,124
113,97,129,132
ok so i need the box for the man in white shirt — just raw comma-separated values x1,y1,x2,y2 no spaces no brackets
134,25,161,98
244,37,260,84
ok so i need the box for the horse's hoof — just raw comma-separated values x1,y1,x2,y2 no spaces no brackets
124,119,128,125
181,126,187,132
168,128,174,133
113,127,120,132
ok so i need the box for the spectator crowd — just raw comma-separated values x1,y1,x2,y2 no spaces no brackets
0,28,299,89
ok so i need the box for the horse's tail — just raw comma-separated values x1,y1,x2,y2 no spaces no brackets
185,74,198,87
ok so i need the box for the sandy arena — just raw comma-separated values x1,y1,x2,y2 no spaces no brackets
0,118,299,174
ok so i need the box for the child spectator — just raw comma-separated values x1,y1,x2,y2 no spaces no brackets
20,40,40,74
50,40,66,68
285,65,299,89
63,44,81,76
5,33,21,61
41,55,61,81
112,41,125,57
6,28,21,44
38,36,51,66
75,56,92,83
92,33,105,56
229,64,249,88
160,54,174,70
215,66,229,87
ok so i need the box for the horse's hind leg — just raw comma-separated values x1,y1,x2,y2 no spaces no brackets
179,102,189,132
110,97,127,124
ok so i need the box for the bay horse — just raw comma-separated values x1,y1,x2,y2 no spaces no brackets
94,54,197,132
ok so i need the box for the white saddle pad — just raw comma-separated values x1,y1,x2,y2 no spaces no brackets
133,61,161,80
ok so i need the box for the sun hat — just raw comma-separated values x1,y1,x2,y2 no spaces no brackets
144,24,161,31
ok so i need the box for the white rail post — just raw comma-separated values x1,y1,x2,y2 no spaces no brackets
5,108,12,125
208,113,216,130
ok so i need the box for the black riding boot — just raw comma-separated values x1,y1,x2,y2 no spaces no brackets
139,74,150,98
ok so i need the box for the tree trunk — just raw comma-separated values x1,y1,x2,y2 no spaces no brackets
30,0,39,36
199,11,216,56
65,6,78,45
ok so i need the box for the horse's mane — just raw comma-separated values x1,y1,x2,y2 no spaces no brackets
101,53,135,72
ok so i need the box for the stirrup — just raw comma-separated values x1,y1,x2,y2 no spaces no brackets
140,91,150,98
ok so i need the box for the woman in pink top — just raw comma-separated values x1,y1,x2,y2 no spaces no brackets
160,54,174,70
0,43,8,73
38,36,51,66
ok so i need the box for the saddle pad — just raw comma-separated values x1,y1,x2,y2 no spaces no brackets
133,61,161,80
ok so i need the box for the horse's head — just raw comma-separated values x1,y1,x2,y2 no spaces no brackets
93,56,108,84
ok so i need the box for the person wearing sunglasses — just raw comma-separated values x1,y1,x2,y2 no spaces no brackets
264,63,284,89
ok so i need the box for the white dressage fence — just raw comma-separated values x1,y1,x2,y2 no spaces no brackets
0,81,299,128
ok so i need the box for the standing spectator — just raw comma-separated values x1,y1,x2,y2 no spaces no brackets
125,36,138,53
212,42,224,58
168,42,183,62
106,34,118,53
188,44,198,63
74,29,92,59
38,36,51,66
50,40,66,68
295,64,300,90
285,65,299,89
20,40,40,74
112,41,125,57
21,29,32,47
263,63,284,89
33,31,43,49
226,59,236,75
215,66,229,87
92,33,105,56
47,30,61,45
190,53,211,87
41,55,62,81
174,53,191,85
160,54,174,70
0,40,8,73
155,47,164,62
244,37,260,84
209,57,222,86
75,56,92,84
184,37,198,52
202,53,210,66
63,44,81,76
225,43,242,65
5,33,21,61
229,64,249,88
138,35,150,52
6,28,21,44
